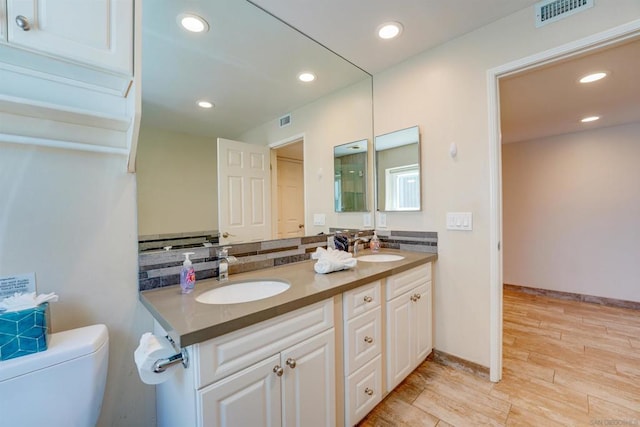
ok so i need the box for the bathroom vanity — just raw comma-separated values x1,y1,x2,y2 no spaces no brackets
140,250,436,427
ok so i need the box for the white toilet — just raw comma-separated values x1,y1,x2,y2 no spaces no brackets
0,324,109,427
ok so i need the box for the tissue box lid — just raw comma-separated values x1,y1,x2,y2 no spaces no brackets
0,324,108,382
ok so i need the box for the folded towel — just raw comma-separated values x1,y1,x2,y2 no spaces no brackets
312,247,357,274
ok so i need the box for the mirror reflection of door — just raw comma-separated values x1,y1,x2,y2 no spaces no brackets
217,138,271,244
272,140,305,239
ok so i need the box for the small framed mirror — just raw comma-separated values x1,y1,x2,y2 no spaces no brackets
375,126,421,212
334,139,368,212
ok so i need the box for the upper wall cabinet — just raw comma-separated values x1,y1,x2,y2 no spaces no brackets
5,0,133,75
0,0,138,160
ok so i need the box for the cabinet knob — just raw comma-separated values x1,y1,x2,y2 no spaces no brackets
222,231,236,238
285,358,297,369
363,295,373,303
364,336,373,344
414,293,422,300
410,295,416,302
15,15,31,31
273,365,284,377
364,388,374,396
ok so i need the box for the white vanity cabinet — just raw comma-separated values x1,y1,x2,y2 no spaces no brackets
342,280,383,426
156,299,335,427
385,263,433,391
5,0,133,75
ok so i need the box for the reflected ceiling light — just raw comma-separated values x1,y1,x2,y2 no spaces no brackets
581,116,600,123
178,13,209,33
377,22,403,40
197,100,214,109
579,72,607,83
298,72,316,83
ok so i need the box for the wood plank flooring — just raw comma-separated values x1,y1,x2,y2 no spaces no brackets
358,288,640,426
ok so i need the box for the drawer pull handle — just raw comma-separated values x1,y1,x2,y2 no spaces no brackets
365,388,374,396
364,336,373,344
414,293,421,300
286,358,297,369
16,15,31,31
273,365,284,377
363,295,373,303
410,295,416,302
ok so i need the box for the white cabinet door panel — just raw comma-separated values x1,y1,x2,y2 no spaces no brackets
281,329,335,427
345,355,382,427
7,0,133,74
199,354,282,427
386,292,413,391
344,307,381,374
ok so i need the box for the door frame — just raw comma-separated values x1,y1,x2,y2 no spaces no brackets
269,133,306,237
487,19,640,382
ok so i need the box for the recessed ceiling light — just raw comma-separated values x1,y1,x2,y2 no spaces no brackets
178,13,209,33
579,72,607,83
197,100,214,109
377,22,403,40
298,72,316,83
581,116,600,123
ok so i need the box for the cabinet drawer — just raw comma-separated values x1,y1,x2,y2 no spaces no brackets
345,355,382,427
386,263,431,301
195,299,333,388
344,307,381,375
343,280,381,320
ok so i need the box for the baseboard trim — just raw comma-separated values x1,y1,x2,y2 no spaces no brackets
504,284,640,311
429,350,490,380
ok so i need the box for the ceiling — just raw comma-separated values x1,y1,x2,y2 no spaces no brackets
142,1,640,144
500,36,640,143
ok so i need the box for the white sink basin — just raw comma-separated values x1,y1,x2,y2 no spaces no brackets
358,254,405,263
196,280,290,304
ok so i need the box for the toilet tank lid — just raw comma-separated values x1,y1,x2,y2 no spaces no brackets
0,324,108,382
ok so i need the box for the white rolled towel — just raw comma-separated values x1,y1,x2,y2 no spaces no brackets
312,247,357,274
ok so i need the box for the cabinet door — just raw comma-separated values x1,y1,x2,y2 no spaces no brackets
7,0,133,74
386,292,413,392
198,354,282,427
281,328,335,427
414,283,432,363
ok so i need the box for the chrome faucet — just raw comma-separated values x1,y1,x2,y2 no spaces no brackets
351,233,370,257
217,246,238,282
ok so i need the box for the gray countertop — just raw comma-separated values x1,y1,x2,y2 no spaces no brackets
139,249,437,347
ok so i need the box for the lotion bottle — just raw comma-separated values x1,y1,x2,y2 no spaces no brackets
180,252,196,294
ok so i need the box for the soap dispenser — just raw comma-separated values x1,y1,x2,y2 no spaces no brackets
369,231,381,252
180,252,196,294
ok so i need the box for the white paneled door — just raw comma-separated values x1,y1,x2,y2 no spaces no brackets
217,138,271,244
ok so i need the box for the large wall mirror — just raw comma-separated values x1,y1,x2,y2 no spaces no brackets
375,126,421,212
334,139,368,212
136,0,372,248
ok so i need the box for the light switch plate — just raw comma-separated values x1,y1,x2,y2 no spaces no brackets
447,212,472,231
363,213,372,227
313,213,326,226
377,212,387,228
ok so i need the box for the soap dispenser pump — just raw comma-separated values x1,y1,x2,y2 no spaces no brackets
180,252,196,294
369,231,381,252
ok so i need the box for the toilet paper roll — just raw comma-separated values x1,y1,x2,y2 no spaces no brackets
134,332,179,385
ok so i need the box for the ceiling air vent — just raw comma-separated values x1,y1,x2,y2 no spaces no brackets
535,0,594,28
279,113,291,128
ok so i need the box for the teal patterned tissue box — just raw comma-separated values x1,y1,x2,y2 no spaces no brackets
0,303,49,361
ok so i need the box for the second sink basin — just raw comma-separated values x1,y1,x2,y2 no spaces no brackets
358,254,405,262
196,280,290,305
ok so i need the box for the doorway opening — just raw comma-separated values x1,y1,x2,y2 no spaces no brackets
271,138,305,239
488,21,640,382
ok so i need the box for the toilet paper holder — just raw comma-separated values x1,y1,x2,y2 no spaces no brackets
152,336,189,373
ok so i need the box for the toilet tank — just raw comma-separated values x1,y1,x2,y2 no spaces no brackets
0,324,109,427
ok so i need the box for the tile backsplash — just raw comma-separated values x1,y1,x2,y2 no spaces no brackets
138,230,437,291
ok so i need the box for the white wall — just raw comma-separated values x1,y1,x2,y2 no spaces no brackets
136,125,218,237
373,1,640,366
241,78,374,233
0,142,155,426
503,123,640,302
